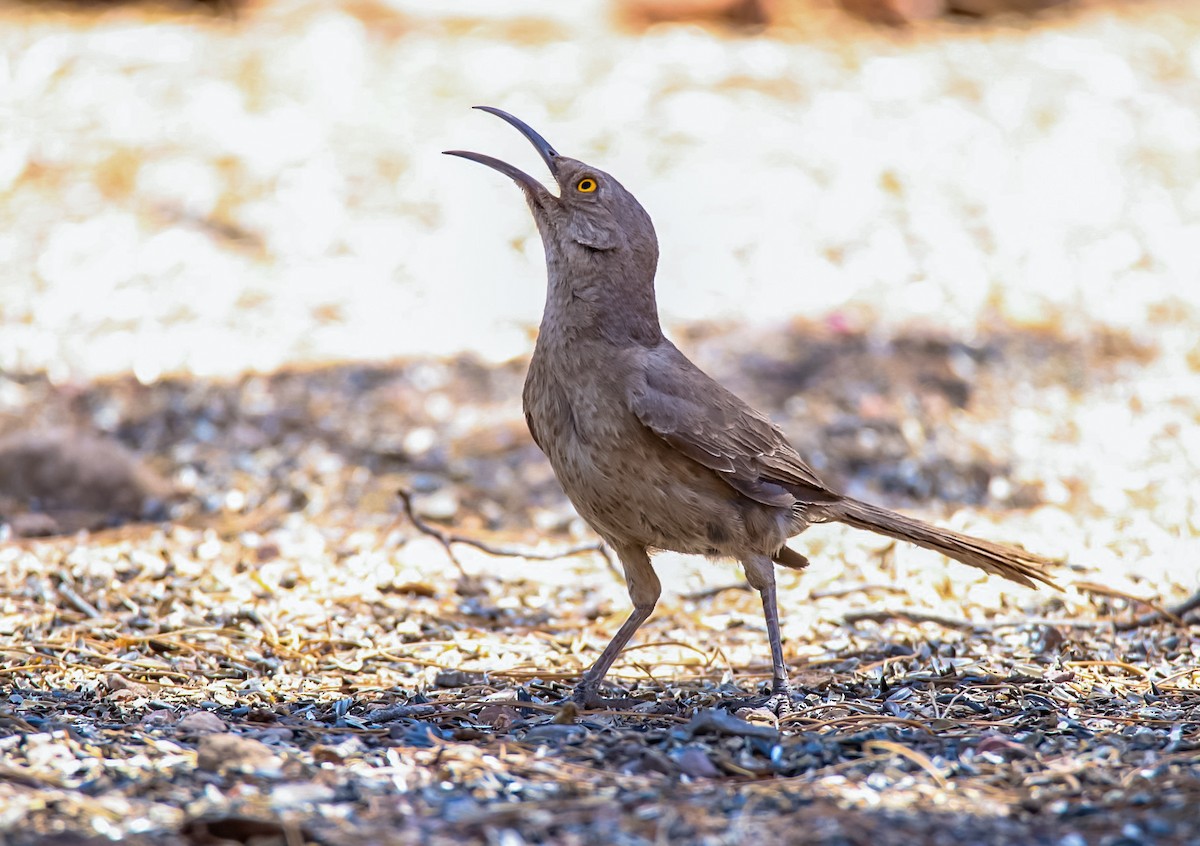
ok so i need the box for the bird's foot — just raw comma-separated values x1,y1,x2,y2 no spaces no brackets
761,688,798,716
567,683,650,711
721,680,799,717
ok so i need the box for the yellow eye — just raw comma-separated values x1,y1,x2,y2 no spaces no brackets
576,177,597,193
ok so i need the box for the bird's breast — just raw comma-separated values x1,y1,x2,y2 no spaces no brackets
521,351,792,556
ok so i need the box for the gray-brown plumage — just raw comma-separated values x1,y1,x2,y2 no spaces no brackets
446,107,1057,708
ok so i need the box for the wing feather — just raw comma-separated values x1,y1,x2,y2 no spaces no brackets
627,344,840,507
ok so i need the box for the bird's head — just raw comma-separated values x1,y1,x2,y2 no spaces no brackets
445,107,657,266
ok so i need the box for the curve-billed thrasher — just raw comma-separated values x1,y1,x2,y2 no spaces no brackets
446,107,1056,709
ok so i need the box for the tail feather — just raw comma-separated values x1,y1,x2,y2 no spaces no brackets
826,498,1058,589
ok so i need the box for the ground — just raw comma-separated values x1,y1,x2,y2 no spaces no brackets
2,0,1200,844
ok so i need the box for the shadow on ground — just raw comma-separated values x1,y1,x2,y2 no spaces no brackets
0,318,1155,538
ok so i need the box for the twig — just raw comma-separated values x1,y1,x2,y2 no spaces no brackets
1115,586,1200,631
397,487,616,576
1152,665,1200,689
785,712,932,734
54,578,102,619
864,740,948,787
842,610,979,631
843,610,1138,632
365,702,443,722
1064,658,1150,680
1169,588,1200,618
1073,580,1187,629
0,763,65,789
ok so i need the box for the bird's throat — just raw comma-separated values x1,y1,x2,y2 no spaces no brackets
542,268,663,349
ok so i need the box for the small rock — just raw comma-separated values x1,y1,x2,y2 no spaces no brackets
7,512,60,538
0,428,175,530
178,710,229,735
672,746,721,778
141,709,177,729
417,489,458,521
103,673,151,699
433,669,474,688
251,727,296,744
196,733,283,776
552,701,579,724
478,704,520,730
523,723,587,744
269,781,336,809
311,736,364,765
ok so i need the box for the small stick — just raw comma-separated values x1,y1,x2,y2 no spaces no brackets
843,609,979,631
54,578,102,619
843,610,1160,632
1114,587,1200,631
397,487,617,576
1074,581,1186,628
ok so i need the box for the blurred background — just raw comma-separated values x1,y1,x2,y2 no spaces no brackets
1,0,1198,568
3,0,1198,376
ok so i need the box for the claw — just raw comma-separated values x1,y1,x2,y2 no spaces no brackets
569,683,648,711
721,680,800,716
762,690,797,716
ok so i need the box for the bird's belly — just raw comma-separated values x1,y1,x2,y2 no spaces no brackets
535,405,791,557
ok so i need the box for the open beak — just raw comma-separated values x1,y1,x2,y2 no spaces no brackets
443,106,560,199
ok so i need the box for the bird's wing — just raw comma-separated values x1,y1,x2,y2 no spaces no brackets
626,343,840,508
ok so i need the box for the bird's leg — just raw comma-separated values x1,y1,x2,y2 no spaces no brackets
572,605,654,708
571,544,660,709
741,555,796,713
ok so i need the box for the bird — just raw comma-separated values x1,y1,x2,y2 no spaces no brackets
445,106,1057,710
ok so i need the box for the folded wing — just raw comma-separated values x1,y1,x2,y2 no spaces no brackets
627,344,841,508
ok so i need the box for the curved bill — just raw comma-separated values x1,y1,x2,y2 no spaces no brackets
472,106,559,172
442,149,547,197
442,106,561,198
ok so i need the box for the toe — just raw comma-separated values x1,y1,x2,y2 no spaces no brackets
569,684,648,710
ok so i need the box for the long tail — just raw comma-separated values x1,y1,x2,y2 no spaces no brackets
825,498,1059,589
